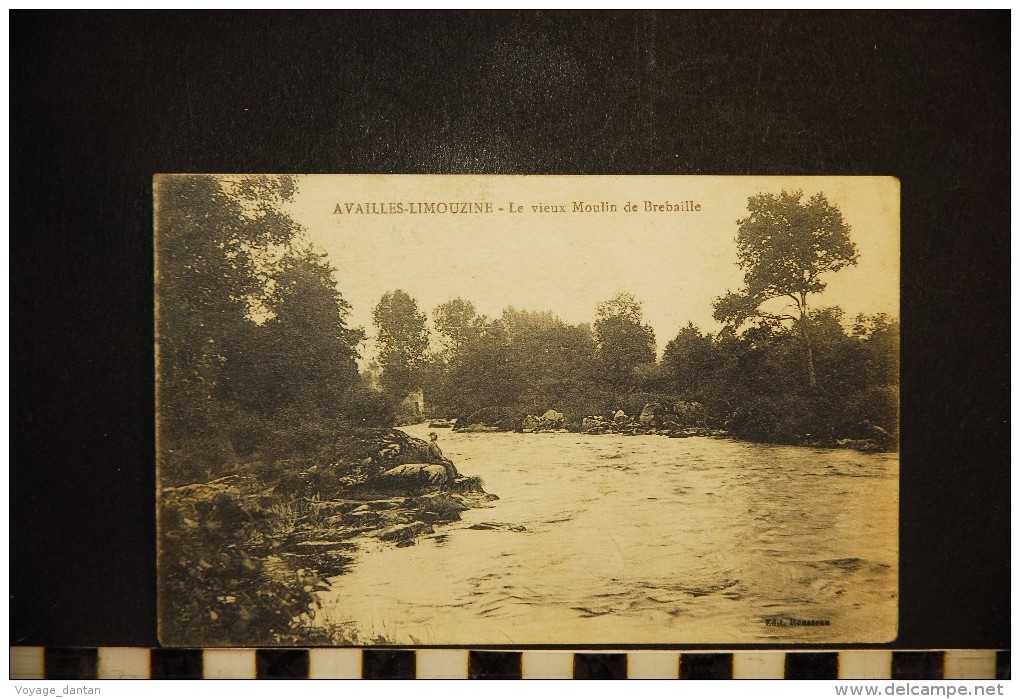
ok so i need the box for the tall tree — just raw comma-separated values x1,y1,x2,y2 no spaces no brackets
501,307,597,408
157,174,367,457
373,290,430,398
443,316,517,418
661,323,716,399
156,175,294,445
433,298,479,359
246,245,364,418
593,292,656,388
713,190,857,388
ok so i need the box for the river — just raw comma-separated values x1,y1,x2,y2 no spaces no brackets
316,424,898,645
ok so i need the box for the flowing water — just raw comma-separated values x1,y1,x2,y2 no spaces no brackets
317,424,898,645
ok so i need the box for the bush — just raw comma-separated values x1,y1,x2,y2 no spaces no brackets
856,385,899,439
340,385,396,428
456,406,520,431
727,393,819,444
159,434,237,487
159,484,326,646
226,410,278,457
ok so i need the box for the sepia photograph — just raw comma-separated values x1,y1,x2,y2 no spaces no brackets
155,174,899,647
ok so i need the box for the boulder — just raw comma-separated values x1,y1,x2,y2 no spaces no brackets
455,406,516,431
365,498,406,510
342,510,383,526
639,402,663,426
327,429,434,472
521,414,541,432
541,409,565,426
836,438,884,452
582,415,612,433
673,401,705,425
377,463,450,486
409,492,471,523
428,419,455,429
459,490,500,508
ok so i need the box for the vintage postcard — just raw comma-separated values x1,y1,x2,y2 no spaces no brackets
156,175,899,647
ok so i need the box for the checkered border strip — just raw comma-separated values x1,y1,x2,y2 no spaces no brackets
9,648,1009,679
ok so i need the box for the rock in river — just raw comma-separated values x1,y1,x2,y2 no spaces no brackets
377,521,435,543
467,521,527,532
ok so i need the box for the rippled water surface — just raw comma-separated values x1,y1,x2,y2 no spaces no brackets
318,424,898,644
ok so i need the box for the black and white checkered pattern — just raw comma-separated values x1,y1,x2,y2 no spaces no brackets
9,648,1009,679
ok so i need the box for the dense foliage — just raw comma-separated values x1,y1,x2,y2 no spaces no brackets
156,175,388,644
373,290,430,399
159,480,330,647
158,179,897,468
414,289,897,445
156,175,386,486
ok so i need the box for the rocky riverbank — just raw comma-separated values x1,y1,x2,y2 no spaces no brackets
271,480,499,577
449,403,730,440
446,399,893,452
159,427,497,645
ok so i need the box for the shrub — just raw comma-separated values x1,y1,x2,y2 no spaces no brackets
456,406,519,431
340,385,396,428
727,393,819,444
159,434,237,487
159,484,326,646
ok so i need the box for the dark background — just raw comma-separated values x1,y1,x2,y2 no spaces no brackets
10,11,1009,649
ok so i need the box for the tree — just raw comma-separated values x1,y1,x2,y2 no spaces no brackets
156,175,298,447
501,307,597,409
661,323,716,399
713,190,857,389
593,292,656,388
373,290,430,398
443,317,517,418
852,312,900,388
420,298,482,416
243,244,364,418
433,298,479,359
157,174,373,465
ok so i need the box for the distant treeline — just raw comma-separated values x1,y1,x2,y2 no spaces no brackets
374,189,898,449
374,290,898,448
158,176,898,489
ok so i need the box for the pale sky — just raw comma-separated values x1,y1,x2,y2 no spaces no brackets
286,175,899,361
